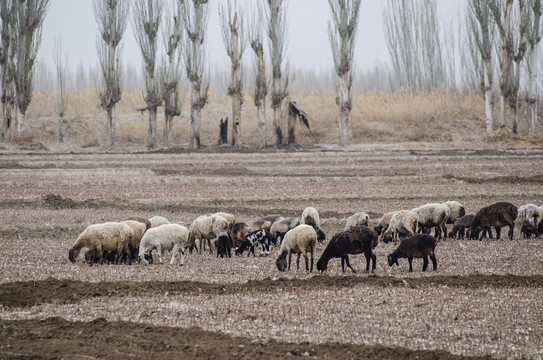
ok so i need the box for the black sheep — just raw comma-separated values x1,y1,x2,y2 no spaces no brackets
216,230,232,258
469,202,518,240
387,234,438,272
448,214,475,240
316,226,378,273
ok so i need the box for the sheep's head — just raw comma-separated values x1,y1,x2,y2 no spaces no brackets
387,254,399,267
68,248,78,263
373,225,383,235
316,228,326,243
382,232,394,243
316,257,327,272
276,251,288,271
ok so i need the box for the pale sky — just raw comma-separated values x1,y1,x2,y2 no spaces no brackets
39,0,464,73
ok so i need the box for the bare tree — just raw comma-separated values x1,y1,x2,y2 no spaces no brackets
220,0,246,147
133,0,163,148
161,0,184,147
53,38,67,142
183,0,209,149
248,4,267,147
94,0,129,148
383,0,444,91
328,0,361,147
489,0,528,132
0,0,16,142
265,0,289,145
14,0,50,136
467,0,495,131
524,0,542,134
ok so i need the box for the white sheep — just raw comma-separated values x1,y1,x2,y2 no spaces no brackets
149,215,170,228
187,214,229,254
344,212,370,231
121,220,148,260
373,211,399,240
517,204,540,225
270,217,300,245
214,212,236,230
442,200,466,224
301,206,326,242
411,203,450,239
69,222,135,265
275,224,317,272
383,210,419,243
138,223,190,265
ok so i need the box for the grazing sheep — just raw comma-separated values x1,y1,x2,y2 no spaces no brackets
520,220,539,239
262,214,284,224
235,229,271,256
317,226,378,273
469,202,518,240
138,224,189,265
270,217,300,245
373,211,398,238
344,212,370,231
187,214,229,254
251,219,273,232
216,230,232,258
448,214,475,240
517,204,540,228
230,222,252,248
149,215,170,228
387,234,438,272
121,220,148,262
301,206,326,242
411,203,449,239
383,210,419,243
69,222,135,265
442,200,466,224
275,224,317,272
123,216,152,231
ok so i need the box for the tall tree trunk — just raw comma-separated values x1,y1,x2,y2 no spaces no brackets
58,115,64,143
257,98,266,147
190,91,201,149
527,46,538,134
272,102,283,145
164,113,173,147
337,73,351,147
147,107,157,148
483,58,494,131
16,106,23,136
107,106,116,148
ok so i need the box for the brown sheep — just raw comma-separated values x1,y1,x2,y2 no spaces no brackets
387,234,438,272
469,202,517,240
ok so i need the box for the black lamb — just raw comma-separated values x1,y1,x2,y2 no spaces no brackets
316,226,378,273
387,234,438,272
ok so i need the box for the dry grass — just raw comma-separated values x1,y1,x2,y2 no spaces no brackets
20,87,537,150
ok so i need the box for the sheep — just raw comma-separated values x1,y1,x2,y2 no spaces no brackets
69,222,135,265
373,211,398,238
187,214,229,254
448,214,475,240
270,217,300,245
120,220,148,262
149,215,170,228
235,229,271,257
262,214,284,224
275,224,317,272
138,223,190,265
251,219,272,232
344,212,369,231
316,226,378,273
383,210,419,243
216,230,232,258
519,220,540,239
301,206,326,242
442,200,466,224
517,204,540,229
411,203,449,239
230,222,252,248
123,216,152,231
469,202,518,240
387,234,438,272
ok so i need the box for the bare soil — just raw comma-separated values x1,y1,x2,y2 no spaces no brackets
1,143,542,359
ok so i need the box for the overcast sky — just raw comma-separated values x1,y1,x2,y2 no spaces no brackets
39,0,464,73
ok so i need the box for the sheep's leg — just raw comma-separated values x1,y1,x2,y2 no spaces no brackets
422,256,429,272
430,254,437,270
371,253,376,272
341,257,346,272
287,251,292,270
156,244,163,263
170,245,178,265
408,257,414,272
508,224,514,240
198,238,203,254
344,255,356,273
495,227,502,240
441,223,447,239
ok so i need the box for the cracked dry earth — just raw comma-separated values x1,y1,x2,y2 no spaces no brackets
1,144,543,359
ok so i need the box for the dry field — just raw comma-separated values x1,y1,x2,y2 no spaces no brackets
0,142,542,359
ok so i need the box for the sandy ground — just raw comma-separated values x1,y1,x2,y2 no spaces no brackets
1,143,542,359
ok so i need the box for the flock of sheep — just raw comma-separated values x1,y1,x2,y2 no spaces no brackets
68,201,543,273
